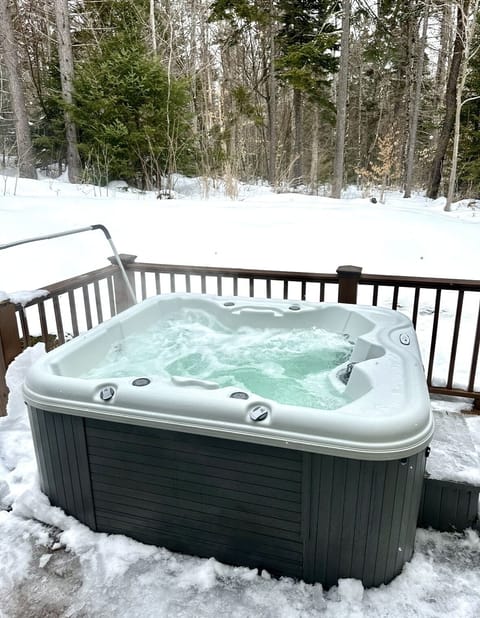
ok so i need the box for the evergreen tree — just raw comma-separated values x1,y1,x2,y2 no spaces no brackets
276,1,338,185
32,62,67,172
275,0,338,104
73,32,196,187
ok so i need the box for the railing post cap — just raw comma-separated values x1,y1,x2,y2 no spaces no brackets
336,265,363,277
108,254,137,266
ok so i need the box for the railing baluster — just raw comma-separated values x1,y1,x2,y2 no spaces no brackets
155,273,161,295
301,281,306,301
38,301,50,344
266,279,272,299
107,276,116,316
391,285,399,310
68,291,79,337
412,287,420,328
372,284,379,306
427,289,442,386
320,282,325,302
52,295,65,345
468,300,480,392
141,272,147,300
233,277,238,296
283,281,288,299
217,276,222,296
170,273,176,293
18,307,29,347
94,281,103,324
446,291,464,389
185,274,191,293
83,285,93,330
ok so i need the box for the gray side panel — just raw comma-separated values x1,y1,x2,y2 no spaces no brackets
304,451,426,588
28,407,96,530
29,409,428,588
419,478,479,531
85,418,304,579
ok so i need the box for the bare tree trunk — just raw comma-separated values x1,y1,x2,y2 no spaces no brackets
54,0,82,182
404,0,429,198
331,0,350,198
427,0,469,200
292,88,303,186
445,0,480,210
150,0,157,54
268,0,277,187
435,1,454,104
0,0,36,178
309,107,319,193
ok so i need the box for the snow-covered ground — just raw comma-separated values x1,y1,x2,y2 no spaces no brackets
1,174,480,617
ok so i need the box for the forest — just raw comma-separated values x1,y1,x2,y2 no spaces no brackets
0,0,479,205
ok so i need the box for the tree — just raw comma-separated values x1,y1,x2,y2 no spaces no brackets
73,33,196,188
54,0,82,182
55,0,82,182
445,0,480,210
348,1,422,193
403,0,430,198
276,0,338,186
0,0,36,178
456,10,480,194
209,1,338,186
209,0,278,183
331,0,350,198
427,0,470,199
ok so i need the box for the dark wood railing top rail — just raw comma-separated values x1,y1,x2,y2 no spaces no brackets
20,264,119,309
130,262,480,292
129,262,340,281
359,272,480,292
1,258,479,416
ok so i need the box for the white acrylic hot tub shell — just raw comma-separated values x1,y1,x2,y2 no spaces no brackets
23,294,434,460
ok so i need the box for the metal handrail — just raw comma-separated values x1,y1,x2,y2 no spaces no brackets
0,224,137,305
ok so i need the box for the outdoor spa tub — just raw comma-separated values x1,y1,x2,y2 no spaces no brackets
24,293,433,588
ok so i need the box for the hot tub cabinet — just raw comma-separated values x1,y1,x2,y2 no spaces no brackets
24,294,433,588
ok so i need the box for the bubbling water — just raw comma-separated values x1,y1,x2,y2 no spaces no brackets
84,308,354,409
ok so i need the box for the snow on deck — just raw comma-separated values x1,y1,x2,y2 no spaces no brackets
427,410,480,486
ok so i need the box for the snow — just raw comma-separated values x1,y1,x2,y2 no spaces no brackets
426,409,480,485
1,175,480,616
1,176,480,296
0,289,49,306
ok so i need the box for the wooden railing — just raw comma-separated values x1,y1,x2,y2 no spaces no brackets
1,255,479,415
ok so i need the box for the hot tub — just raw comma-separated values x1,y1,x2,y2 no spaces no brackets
24,294,433,588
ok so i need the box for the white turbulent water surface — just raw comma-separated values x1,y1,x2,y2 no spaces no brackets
83,308,354,409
